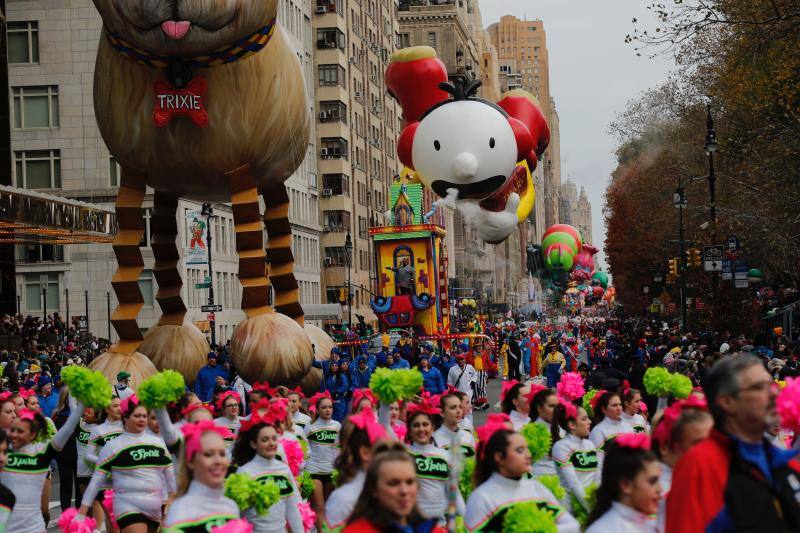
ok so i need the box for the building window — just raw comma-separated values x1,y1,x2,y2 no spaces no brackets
398,33,410,48
427,32,437,48
322,173,350,196
324,247,349,267
15,244,64,263
316,28,346,49
323,210,350,232
318,64,346,87
25,273,59,311
359,249,370,271
7,21,39,64
358,216,368,239
319,101,347,123
12,86,59,129
139,209,152,248
138,271,155,307
109,156,122,187
326,287,343,304
321,137,348,159
14,150,61,189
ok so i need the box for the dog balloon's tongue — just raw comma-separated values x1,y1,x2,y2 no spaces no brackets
162,20,191,40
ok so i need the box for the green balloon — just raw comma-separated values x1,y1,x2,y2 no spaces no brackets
541,231,580,256
592,271,609,289
544,245,575,272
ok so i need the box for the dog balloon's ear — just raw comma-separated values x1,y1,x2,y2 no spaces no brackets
397,121,420,170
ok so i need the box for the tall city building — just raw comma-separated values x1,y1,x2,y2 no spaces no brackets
560,181,593,244
488,15,561,229
3,0,325,342
313,0,403,326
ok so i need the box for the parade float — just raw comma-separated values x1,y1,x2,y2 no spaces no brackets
89,0,331,387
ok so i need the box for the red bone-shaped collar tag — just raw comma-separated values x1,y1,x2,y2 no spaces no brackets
153,78,209,128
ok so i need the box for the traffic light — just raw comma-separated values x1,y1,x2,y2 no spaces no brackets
692,248,702,268
668,258,678,277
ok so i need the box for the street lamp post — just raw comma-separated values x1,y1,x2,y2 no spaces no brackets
201,203,216,348
344,230,353,329
674,185,688,330
704,105,719,324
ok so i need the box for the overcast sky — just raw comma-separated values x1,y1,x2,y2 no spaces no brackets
478,0,675,270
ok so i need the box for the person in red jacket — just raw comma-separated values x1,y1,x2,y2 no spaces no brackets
666,354,800,532
343,442,446,533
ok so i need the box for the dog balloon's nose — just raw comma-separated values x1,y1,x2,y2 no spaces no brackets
452,152,479,180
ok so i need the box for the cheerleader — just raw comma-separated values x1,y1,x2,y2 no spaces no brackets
351,388,378,414
389,401,407,442
0,394,16,432
585,435,661,532
551,401,600,513
406,395,465,521
214,391,243,450
464,425,579,532
232,413,304,532
287,388,311,432
529,386,561,475
171,392,203,430
500,381,530,430
2,398,83,533
588,391,634,451
305,392,341,526
433,390,475,458
324,408,388,532
75,406,101,506
0,430,15,531
162,421,240,531
620,384,649,434
78,395,175,531
86,397,123,464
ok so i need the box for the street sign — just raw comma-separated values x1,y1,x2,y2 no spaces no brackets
668,303,677,313
201,304,223,312
726,235,740,250
722,259,733,280
207,312,215,321
734,260,748,280
703,245,724,272
194,283,211,289
204,276,212,283
734,279,748,289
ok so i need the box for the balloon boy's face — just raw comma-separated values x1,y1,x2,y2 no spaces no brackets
412,100,518,201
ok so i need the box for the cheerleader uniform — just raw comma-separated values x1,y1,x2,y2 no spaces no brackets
85,418,123,465
1,401,83,533
551,433,600,511
162,479,240,532
464,472,580,533
433,424,476,458
75,420,97,484
509,410,529,431
292,410,312,432
214,415,241,452
531,418,563,476
236,454,304,532
80,430,176,528
621,412,649,434
409,441,465,520
0,482,14,533
324,470,365,533
585,501,658,533
305,418,341,482
588,418,634,451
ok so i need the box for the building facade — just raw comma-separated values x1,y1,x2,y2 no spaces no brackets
313,0,403,327
4,0,325,343
560,181,593,244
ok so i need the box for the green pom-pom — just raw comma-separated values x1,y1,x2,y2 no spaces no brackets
520,423,552,463
537,474,566,501
299,438,309,458
502,501,557,533
35,417,56,443
570,482,598,528
297,472,315,499
455,515,467,533
583,389,600,419
459,457,475,500
670,373,693,399
137,370,186,409
224,472,279,515
369,368,423,403
331,468,340,487
644,367,672,397
61,366,111,409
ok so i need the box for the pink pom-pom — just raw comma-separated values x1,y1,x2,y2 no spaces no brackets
211,518,254,533
102,488,117,528
280,438,305,477
299,501,316,532
556,372,585,401
393,422,407,441
777,377,800,433
57,508,97,533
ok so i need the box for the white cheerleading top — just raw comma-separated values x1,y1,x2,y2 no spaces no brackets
509,409,529,431
81,430,176,523
409,441,465,520
551,433,601,511
465,472,580,532
324,470,366,533
304,418,341,474
76,420,97,478
588,417,634,450
531,418,562,476
292,410,312,431
162,479,240,532
433,424,476,459
585,501,658,533
621,412,649,434
236,454,304,533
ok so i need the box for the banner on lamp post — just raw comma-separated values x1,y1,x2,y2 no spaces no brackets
186,210,208,265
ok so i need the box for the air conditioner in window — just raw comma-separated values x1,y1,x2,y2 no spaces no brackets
328,42,337,48
354,91,363,98
371,106,381,113
320,148,329,157
319,111,328,120
324,257,333,266
370,43,379,52
322,226,331,232
322,188,333,197
316,6,328,14
348,57,357,64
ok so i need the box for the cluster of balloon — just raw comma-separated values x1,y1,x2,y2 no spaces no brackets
542,224,583,274
592,270,609,289
571,244,598,283
385,46,550,244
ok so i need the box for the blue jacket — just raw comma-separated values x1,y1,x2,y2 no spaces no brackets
323,373,352,422
390,357,410,370
420,367,445,395
37,391,59,418
194,364,229,402
350,367,373,389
